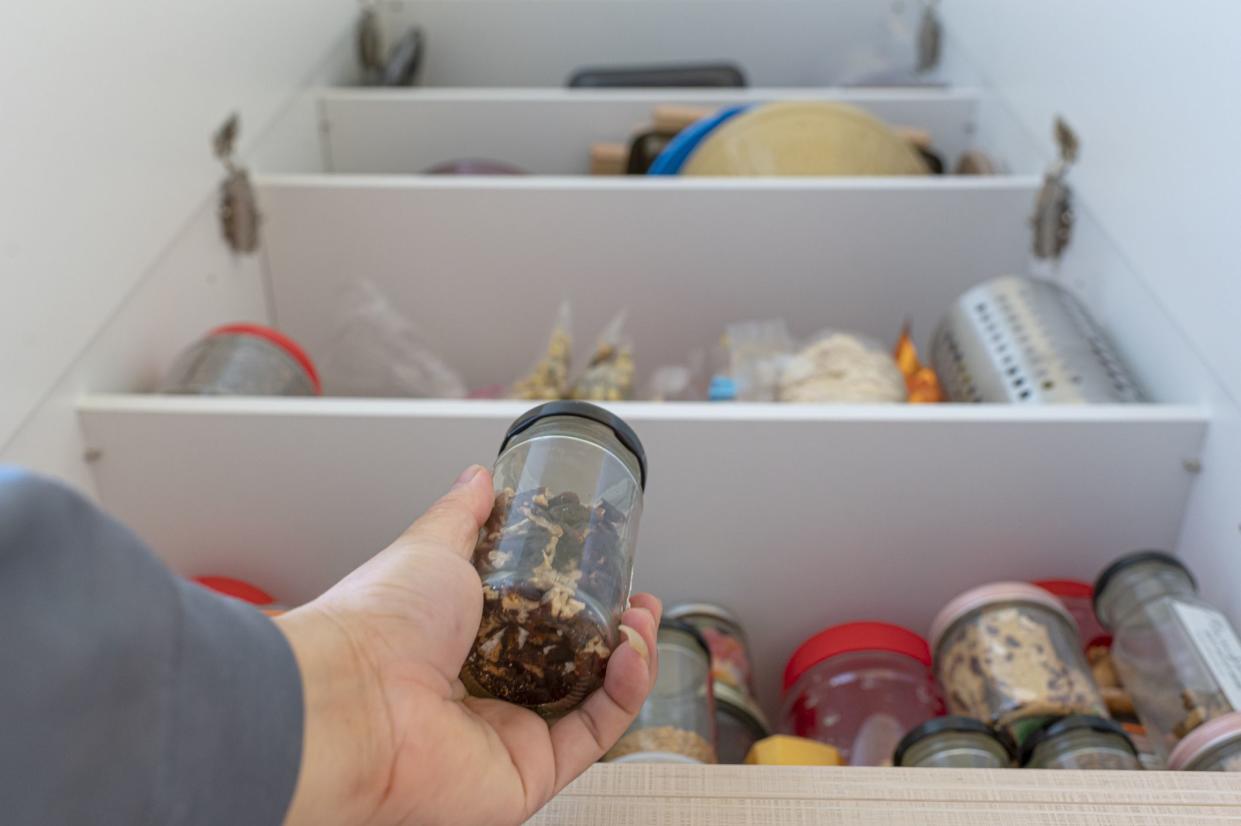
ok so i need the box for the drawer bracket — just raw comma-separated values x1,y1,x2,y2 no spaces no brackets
1031,116,1079,261
213,113,261,255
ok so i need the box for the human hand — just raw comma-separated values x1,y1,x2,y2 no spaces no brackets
275,465,661,826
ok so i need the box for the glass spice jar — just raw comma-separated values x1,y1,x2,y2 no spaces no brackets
462,401,646,717
1020,715,1141,770
605,620,717,764
931,582,1107,745
893,716,1016,769
1094,551,1241,763
1167,712,1241,772
159,324,321,396
781,622,944,766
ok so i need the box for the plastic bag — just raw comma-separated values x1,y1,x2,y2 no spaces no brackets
777,329,906,403
571,311,635,401
511,301,573,400
645,348,707,401
320,280,466,398
726,319,794,401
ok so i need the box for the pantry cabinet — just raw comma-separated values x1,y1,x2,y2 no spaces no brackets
4,0,1240,819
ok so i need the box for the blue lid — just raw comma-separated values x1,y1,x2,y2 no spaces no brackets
708,376,737,401
647,105,750,176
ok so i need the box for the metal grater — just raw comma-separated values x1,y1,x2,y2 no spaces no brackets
931,275,1143,404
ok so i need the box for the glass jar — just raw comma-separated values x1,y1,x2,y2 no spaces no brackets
1094,551,1241,762
159,324,320,396
781,622,944,766
1020,715,1141,770
931,582,1107,745
462,401,646,717
714,682,771,764
894,716,1015,768
665,603,759,704
1168,712,1241,771
604,620,717,764
1033,579,1110,650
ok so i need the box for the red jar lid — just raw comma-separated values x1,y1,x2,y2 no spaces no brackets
209,323,322,394
783,622,931,692
194,576,277,606
1032,579,1093,599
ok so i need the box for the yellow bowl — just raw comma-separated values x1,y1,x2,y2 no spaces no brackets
682,101,929,177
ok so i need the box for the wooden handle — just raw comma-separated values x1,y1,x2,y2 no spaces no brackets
590,143,628,175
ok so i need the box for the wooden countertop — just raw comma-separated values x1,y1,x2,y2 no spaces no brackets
530,765,1241,824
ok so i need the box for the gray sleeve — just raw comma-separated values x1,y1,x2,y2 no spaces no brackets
0,468,304,826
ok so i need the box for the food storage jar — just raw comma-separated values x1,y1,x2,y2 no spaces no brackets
1020,715,1141,770
781,622,944,765
159,324,320,396
714,682,771,764
931,582,1107,744
463,401,646,717
605,620,717,764
666,603,761,702
893,716,1015,768
1094,551,1241,762
1167,712,1241,772
1033,579,1110,650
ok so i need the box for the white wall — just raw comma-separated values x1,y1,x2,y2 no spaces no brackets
939,0,1241,615
0,0,354,479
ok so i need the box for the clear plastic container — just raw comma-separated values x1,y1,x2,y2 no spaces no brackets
714,683,771,764
463,401,646,717
605,620,717,764
1094,551,1241,762
159,324,320,396
1168,712,1241,771
894,716,1015,768
931,582,1107,745
781,622,944,765
1020,715,1141,770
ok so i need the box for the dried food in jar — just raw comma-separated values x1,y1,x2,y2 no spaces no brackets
932,583,1107,743
511,302,572,400
605,725,716,764
465,486,629,711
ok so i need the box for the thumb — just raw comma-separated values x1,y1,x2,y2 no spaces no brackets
395,464,494,559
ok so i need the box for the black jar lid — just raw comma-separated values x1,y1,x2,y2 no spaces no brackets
1093,550,1196,616
1018,715,1137,767
501,401,647,489
893,716,1016,767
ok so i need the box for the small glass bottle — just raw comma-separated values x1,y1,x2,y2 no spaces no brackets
894,716,1015,768
1020,715,1141,770
714,683,771,764
1095,551,1241,763
781,622,944,765
931,582,1107,745
462,401,646,717
604,620,717,764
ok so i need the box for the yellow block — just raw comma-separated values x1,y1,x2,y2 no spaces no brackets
744,735,843,766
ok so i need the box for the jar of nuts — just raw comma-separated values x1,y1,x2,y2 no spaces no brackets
1095,551,1241,765
1167,712,1241,772
462,401,646,717
604,620,718,764
930,582,1107,745
1020,715,1141,770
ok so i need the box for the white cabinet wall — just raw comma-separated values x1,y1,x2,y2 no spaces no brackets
3,0,1239,725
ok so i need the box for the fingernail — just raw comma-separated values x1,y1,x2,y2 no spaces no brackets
452,464,485,490
620,624,649,662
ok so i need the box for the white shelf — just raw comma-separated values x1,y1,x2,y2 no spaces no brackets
374,0,926,88
255,174,1042,390
316,87,997,175
77,395,1208,714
